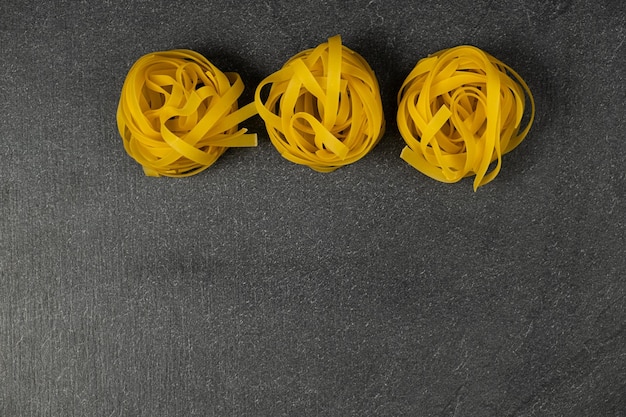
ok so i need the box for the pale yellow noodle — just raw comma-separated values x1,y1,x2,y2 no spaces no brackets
255,35,385,172
397,45,535,190
117,50,257,177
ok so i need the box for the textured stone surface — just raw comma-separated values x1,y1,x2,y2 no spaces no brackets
1,0,625,415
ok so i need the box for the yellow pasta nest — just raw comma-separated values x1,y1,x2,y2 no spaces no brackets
255,35,385,172
397,45,535,190
117,50,258,177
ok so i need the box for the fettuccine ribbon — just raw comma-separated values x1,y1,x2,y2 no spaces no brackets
397,45,535,190
117,50,258,177
255,35,385,172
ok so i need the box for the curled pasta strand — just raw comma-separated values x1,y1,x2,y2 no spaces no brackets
117,50,257,177
397,45,535,190
255,35,385,172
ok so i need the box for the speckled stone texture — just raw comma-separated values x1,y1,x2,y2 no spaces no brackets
1,0,625,416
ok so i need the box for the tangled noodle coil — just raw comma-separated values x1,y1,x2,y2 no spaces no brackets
397,45,535,190
117,50,257,177
255,35,385,172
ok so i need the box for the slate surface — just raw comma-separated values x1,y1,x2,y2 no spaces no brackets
1,0,625,416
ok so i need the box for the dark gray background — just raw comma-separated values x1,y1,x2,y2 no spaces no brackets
1,0,625,416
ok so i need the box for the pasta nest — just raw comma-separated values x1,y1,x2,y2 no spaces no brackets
255,35,385,172
397,45,535,190
117,50,257,177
